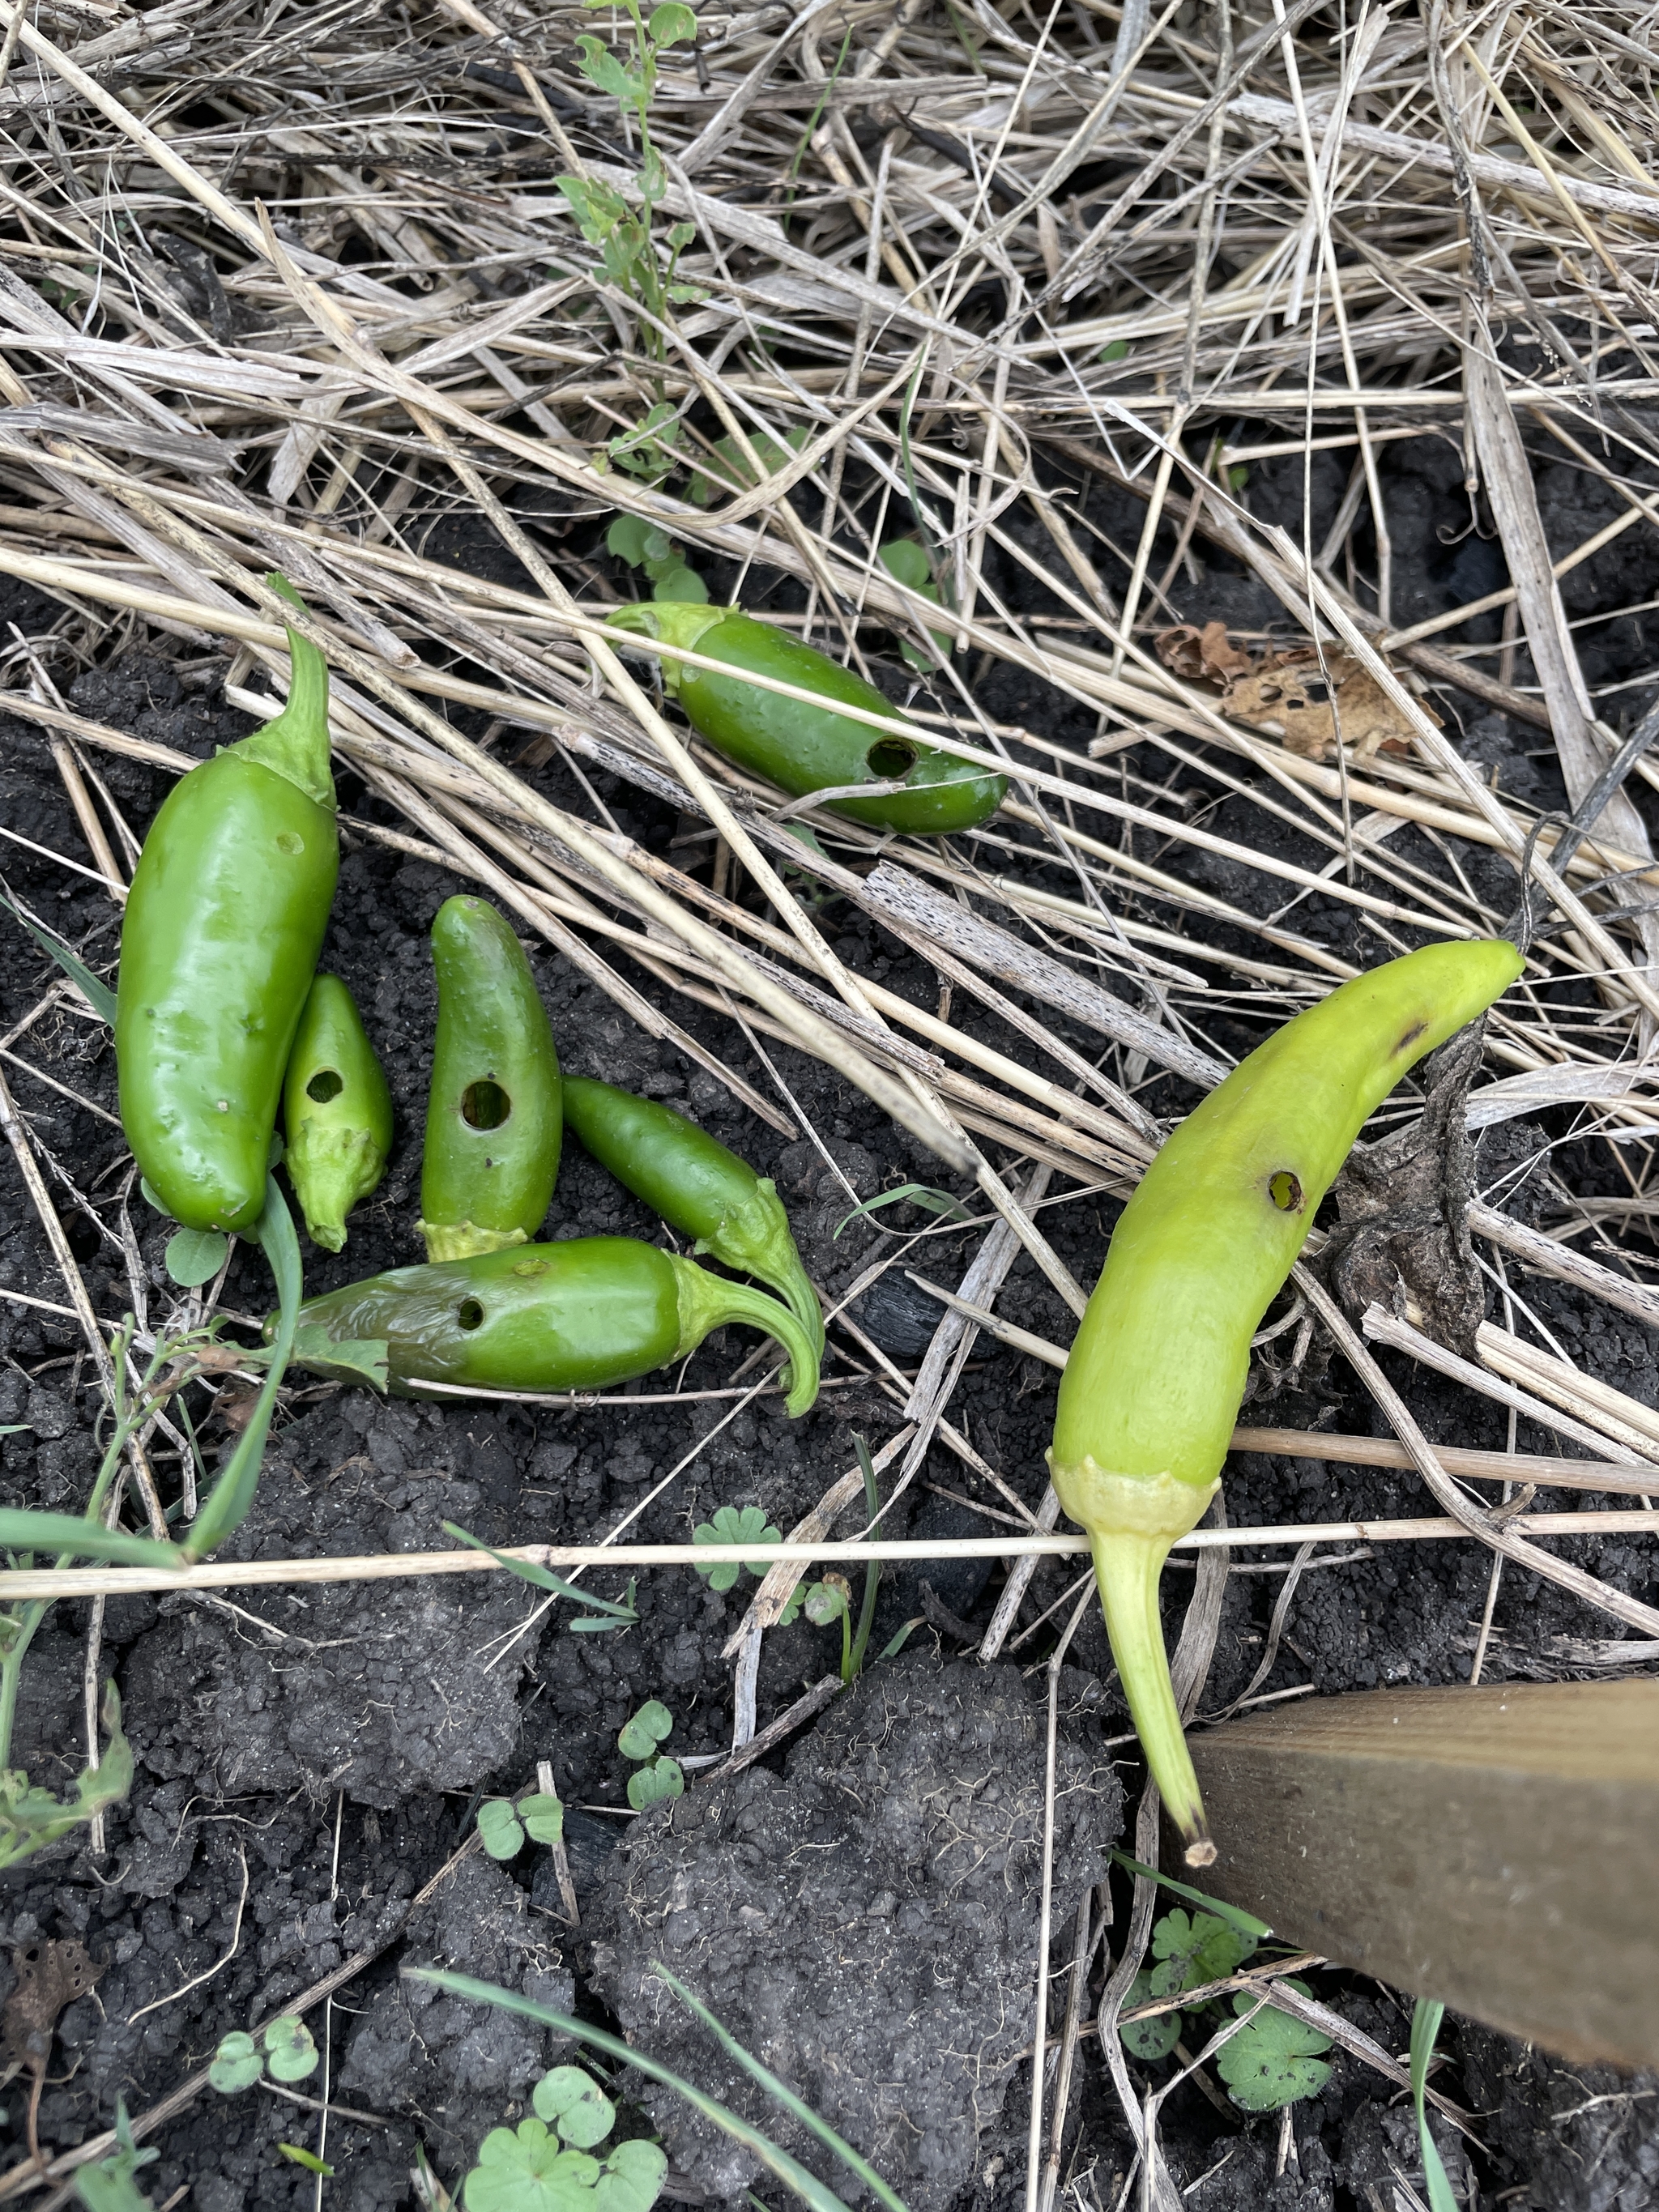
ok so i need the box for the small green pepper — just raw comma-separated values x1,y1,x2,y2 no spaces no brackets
117,578,335,1232
1051,938,1525,1865
293,1237,818,1413
417,897,561,1262
562,1077,823,1369
606,602,1006,834
283,974,393,1252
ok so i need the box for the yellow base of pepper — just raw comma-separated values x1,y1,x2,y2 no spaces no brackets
1048,1454,1219,1867
417,1221,529,1263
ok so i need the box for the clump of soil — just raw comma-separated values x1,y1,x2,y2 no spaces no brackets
588,1652,1124,2209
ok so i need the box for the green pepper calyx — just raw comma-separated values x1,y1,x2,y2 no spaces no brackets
693,1178,825,1358
604,602,731,697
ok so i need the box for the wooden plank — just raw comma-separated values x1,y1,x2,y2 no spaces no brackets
1188,1682,1659,2069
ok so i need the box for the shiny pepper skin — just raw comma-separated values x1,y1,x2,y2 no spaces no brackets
116,581,336,1232
562,1076,823,1366
1051,938,1525,1865
294,1236,820,1413
283,974,393,1252
417,897,561,1261
606,602,1006,834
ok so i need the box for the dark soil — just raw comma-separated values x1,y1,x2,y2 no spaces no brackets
2,426,1657,2212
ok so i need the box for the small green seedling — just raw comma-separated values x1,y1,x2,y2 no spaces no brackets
618,1701,684,1811
277,2146,335,2177
462,2062,667,2212
692,1505,780,1592
1411,1999,1459,2212
605,514,706,603
478,1791,565,1861
1120,1907,1331,2112
556,0,702,471
209,2014,319,2094
74,2102,158,2212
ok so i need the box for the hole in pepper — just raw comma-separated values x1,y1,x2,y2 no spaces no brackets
306,1068,343,1104
866,739,917,781
457,1298,484,1330
462,1080,510,1130
1268,1170,1303,1213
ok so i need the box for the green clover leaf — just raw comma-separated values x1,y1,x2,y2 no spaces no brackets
693,1507,779,1591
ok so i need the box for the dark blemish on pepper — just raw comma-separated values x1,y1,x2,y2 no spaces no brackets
1395,1021,1427,1052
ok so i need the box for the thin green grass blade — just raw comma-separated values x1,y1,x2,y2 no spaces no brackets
441,1524,638,1617
0,889,117,1023
1410,1999,1458,2212
406,1970,896,2212
1109,1852,1273,1941
181,1176,299,1561
0,1515,181,1569
651,1963,910,2212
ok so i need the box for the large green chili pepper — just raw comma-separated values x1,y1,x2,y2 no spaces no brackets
293,1237,818,1413
606,603,1006,834
418,897,561,1261
1051,938,1524,1865
283,974,394,1252
562,1076,824,1366
116,578,335,1233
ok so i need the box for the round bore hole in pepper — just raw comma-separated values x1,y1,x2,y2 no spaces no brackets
1051,937,1525,1866
604,601,1006,835
417,896,562,1262
282,973,394,1253
116,575,337,1233
291,1236,820,1414
561,1076,824,1376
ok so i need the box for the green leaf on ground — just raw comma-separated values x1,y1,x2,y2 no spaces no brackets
626,1758,684,1811
1215,1990,1332,2112
617,1700,673,1762
533,2066,615,2150
164,1230,229,1288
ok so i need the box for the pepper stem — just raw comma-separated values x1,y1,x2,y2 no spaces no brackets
698,1179,825,1357
668,1255,821,1415
233,573,335,811
1048,1455,1218,1866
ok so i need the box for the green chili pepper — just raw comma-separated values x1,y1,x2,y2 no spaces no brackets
1051,938,1524,1865
293,1237,819,1414
606,602,1006,834
282,974,394,1252
116,578,336,1232
562,1076,824,1368
417,897,562,1262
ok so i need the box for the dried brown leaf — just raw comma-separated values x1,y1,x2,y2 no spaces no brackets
1155,620,1253,683
0,1940,102,2091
